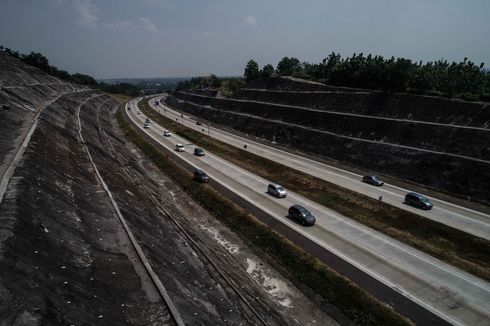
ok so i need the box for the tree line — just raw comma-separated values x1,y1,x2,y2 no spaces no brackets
244,53,490,101
175,74,245,96
0,45,140,96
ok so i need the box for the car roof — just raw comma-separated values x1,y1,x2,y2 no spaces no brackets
407,192,425,198
291,204,307,211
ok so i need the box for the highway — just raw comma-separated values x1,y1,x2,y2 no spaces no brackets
127,98,490,326
148,97,490,241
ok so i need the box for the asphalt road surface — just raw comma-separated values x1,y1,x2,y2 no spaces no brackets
127,99,490,326
149,97,490,241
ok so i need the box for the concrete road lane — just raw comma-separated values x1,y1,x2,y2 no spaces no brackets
126,99,490,326
148,98,490,241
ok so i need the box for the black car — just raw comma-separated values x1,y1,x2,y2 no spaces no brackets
194,170,209,183
288,205,316,226
194,148,205,156
196,121,202,125
405,192,433,210
362,175,384,186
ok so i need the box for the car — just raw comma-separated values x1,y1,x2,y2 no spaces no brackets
362,175,384,186
163,130,171,137
196,121,202,125
404,192,433,210
288,205,316,226
145,118,151,123
194,170,209,183
143,123,150,129
137,111,141,114
175,143,185,152
268,184,287,198
194,148,205,156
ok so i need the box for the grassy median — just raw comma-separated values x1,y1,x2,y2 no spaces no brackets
140,99,490,282
117,105,411,325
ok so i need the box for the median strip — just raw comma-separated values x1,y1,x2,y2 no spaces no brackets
117,104,411,326
142,99,490,282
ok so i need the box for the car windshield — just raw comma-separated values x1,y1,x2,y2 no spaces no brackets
372,176,379,181
276,186,285,191
420,196,430,203
299,209,309,216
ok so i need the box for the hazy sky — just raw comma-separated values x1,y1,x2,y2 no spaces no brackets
1,0,489,79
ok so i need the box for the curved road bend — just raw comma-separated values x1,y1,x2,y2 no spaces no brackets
148,97,490,241
126,99,490,326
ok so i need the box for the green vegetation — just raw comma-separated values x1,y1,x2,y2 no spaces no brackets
174,52,490,101
244,59,260,81
0,45,141,96
244,60,275,81
175,74,245,96
247,53,490,101
117,104,411,326
97,82,140,96
141,100,490,282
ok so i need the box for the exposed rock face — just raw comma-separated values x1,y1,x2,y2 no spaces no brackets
167,77,490,204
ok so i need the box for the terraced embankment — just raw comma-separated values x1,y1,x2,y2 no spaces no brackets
165,77,490,204
0,52,343,325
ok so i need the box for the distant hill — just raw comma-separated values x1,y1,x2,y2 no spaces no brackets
98,77,190,94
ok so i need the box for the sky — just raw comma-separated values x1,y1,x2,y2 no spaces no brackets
1,0,489,79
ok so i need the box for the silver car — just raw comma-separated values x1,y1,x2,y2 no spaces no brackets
268,184,287,198
175,143,185,152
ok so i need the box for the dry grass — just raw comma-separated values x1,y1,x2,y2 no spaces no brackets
117,105,412,325
105,93,134,104
141,100,490,281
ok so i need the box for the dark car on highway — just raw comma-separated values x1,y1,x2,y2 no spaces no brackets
194,170,209,183
362,175,384,186
288,205,316,226
405,192,433,210
194,148,205,156
196,121,202,125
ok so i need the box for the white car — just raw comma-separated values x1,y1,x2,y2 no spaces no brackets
175,143,184,152
163,131,171,137
143,123,150,129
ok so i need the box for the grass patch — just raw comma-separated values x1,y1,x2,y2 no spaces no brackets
117,105,411,325
106,93,134,104
141,100,490,281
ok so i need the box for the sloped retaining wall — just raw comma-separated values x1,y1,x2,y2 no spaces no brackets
165,95,490,204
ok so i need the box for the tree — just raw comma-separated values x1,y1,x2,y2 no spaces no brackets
21,52,51,74
209,74,222,88
276,57,302,76
71,73,97,86
244,59,260,82
261,64,274,78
